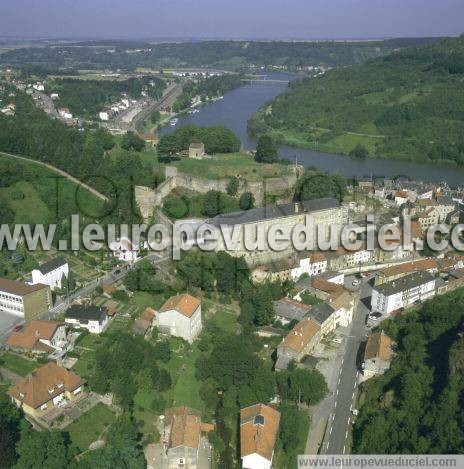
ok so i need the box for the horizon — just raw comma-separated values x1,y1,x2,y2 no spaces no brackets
2,0,464,40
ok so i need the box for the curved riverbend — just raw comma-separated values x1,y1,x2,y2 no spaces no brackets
159,73,464,186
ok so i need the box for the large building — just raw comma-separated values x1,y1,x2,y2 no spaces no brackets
371,271,436,315
275,318,321,370
207,198,348,265
240,404,281,469
374,259,437,286
0,278,52,320
163,406,214,469
8,362,85,420
31,257,69,290
157,294,202,343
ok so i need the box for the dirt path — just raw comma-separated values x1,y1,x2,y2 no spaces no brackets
0,151,109,202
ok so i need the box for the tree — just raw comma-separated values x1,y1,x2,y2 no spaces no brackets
349,143,369,158
226,177,239,196
202,190,225,217
254,135,278,163
0,394,21,467
153,341,171,361
278,368,327,405
239,192,254,210
121,131,145,152
295,171,346,202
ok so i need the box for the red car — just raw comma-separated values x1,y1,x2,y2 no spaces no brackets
13,324,23,332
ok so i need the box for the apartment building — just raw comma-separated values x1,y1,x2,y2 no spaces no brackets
0,278,52,320
208,198,348,265
371,271,436,315
157,294,202,343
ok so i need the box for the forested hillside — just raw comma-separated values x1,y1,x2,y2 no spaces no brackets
45,76,166,118
0,85,157,223
353,288,464,453
249,35,464,163
0,38,442,72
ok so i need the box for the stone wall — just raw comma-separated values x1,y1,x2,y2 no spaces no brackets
135,166,298,220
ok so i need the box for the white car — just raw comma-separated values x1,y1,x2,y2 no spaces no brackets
332,337,343,344
352,279,360,286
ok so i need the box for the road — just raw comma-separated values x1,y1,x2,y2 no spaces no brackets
0,151,109,202
322,276,372,454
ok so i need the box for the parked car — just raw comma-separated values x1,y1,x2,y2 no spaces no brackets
332,337,343,344
352,279,360,286
369,312,382,321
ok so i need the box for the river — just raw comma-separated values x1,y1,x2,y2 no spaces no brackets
159,72,464,186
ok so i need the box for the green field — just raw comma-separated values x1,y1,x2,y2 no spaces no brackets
0,153,107,223
171,152,291,181
0,353,39,377
65,403,116,451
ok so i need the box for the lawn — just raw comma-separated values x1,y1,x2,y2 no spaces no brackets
170,152,291,181
0,353,39,376
65,403,116,451
0,153,107,222
171,345,204,412
0,180,50,224
207,309,238,334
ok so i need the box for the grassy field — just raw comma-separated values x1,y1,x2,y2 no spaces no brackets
0,153,107,223
170,152,291,181
65,403,116,451
269,128,382,156
0,353,39,376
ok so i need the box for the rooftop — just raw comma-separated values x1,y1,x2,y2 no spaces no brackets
280,318,321,353
208,197,340,227
309,302,335,325
0,278,49,297
240,404,280,461
159,293,201,318
377,259,437,279
273,298,310,322
165,406,203,450
364,332,393,362
8,362,85,409
34,257,67,275
65,304,107,323
6,320,62,351
374,271,435,296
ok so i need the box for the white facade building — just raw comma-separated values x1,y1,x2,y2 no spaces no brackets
31,257,69,290
290,252,327,280
64,305,109,334
156,294,202,343
371,271,436,315
109,237,140,263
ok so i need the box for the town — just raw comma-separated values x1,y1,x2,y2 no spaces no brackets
1,156,464,466
1,3,464,467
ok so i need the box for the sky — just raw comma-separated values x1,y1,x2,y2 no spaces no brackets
1,0,463,40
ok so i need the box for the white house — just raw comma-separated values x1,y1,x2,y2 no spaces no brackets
32,82,45,91
156,294,202,343
31,257,69,290
99,110,110,121
371,271,436,315
64,305,109,334
108,237,140,264
58,107,73,119
240,404,280,469
290,252,327,280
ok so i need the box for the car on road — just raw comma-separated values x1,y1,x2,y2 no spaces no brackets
352,279,360,286
13,325,23,332
368,312,382,321
332,337,343,344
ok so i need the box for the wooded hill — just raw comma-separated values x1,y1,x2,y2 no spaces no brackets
353,288,464,453
249,35,464,164
0,38,443,72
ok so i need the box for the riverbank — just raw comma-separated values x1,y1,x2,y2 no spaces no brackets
265,127,462,167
